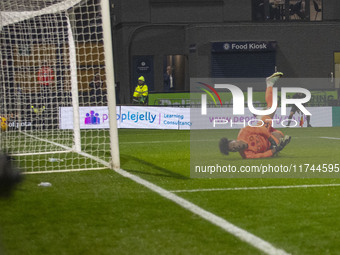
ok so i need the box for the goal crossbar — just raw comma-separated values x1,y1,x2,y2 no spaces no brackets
1,0,83,27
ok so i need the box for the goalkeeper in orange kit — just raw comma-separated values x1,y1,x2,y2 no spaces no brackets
219,72,291,159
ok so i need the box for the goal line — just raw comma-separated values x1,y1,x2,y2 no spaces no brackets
16,130,110,173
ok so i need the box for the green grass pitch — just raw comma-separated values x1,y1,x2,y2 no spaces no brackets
1,127,340,254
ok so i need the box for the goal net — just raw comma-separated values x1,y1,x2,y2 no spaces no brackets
0,0,120,173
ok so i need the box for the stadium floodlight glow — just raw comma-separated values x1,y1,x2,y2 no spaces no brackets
201,84,312,116
0,0,120,172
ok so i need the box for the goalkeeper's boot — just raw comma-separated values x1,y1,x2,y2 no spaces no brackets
280,135,291,149
266,72,283,87
275,135,291,154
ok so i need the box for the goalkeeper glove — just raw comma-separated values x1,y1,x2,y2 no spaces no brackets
273,135,291,154
268,135,279,149
219,137,230,155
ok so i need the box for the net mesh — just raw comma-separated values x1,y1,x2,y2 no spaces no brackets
0,0,113,172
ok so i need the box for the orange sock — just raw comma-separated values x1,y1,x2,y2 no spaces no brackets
265,86,273,108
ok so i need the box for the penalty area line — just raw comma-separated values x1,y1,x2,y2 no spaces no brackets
319,136,340,140
115,167,290,255
170,183,340,193
120,139,217,145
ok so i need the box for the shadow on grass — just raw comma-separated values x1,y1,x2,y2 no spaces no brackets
120,154,189,180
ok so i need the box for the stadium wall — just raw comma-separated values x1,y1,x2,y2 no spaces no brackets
111,0,340,104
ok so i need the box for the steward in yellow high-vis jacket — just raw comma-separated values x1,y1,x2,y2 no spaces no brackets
132,76,148,105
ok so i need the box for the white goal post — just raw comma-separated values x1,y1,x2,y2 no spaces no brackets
0,0,120,173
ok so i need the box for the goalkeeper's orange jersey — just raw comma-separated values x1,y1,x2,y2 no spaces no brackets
237,125,274,159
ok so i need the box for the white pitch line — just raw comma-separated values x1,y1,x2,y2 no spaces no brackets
19,132,289,254
120,139,216,144
170,183,340,193
115,168,290,255
19,131,111,172
120,140,189,144
320,136,340,140
24,167,108,175
121,136,340,144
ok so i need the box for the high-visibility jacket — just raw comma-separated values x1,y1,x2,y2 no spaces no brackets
133,84,148,98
